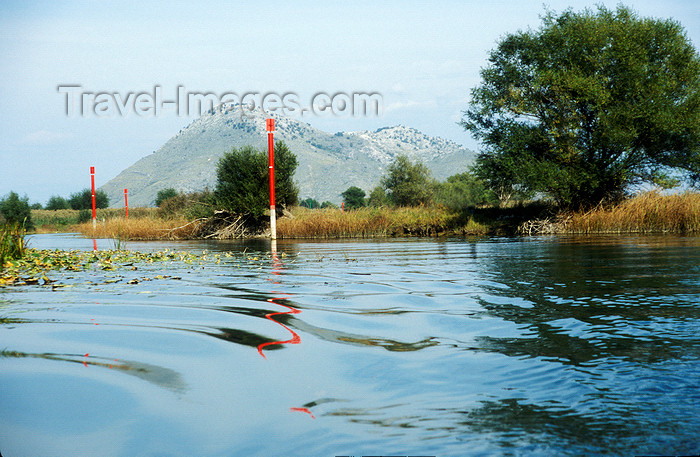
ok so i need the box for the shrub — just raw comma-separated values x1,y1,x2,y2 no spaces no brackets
342,186,366,210
300,198,321,209
0,191,34,230
367,186,389,207
158,190,215,220
215,141,298,217
155,188,178,207
68,188,109,210
434,171,498,210
45,195,70,210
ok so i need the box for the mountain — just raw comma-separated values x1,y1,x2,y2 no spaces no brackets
101,105,476,207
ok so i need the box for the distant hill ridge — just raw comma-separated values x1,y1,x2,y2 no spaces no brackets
101,105,476,207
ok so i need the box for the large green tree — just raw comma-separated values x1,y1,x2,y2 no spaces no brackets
462,5,700,207
215,141,298,216
381,154,433,206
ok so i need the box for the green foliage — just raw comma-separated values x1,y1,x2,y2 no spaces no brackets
77,209,92,224
45,195,70,210
155,188,178,207
300,198,321,209
68,188,110,210
462,5,700,207
341,186,366,210
367,185,389,207
215,141,298,216
0,192,34,230
472,156,534,206
0,223,26,267
380,154,433,206
158,190,215,220
434,171,499,210
320,201,338,209
30,203,42,210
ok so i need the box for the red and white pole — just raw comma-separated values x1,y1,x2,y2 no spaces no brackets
90,166,96,230
124,189,129,219
266,118,276,240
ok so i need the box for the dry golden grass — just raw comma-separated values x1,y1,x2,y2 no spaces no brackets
75,216,200,240
562,191,700,234
277,206,487,238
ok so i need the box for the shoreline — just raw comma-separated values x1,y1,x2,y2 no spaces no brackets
28,191,700,241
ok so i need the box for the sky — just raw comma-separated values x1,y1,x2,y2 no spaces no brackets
1,0,698,205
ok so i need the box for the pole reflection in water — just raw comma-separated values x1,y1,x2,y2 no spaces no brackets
256,240,315,418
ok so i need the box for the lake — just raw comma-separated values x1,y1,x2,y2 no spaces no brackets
1,233,699,456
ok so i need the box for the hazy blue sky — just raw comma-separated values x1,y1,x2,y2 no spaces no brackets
1,0,698,204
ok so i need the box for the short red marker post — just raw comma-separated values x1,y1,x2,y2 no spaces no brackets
266,118,276,240
90,166,97,230
124,189,129,219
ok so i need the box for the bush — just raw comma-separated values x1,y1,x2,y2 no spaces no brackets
367,186,389,207
68,188,110,210
434,171,498,210
78,209,92,224
215,141,298,217
300,198,321,209
0,191,34,230
45,195,70,210
320,201,338,209
155,188,178,207
158,190,215,220
342,186,366,210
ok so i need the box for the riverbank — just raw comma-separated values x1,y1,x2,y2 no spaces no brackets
525,191,700,235
31,191,700,240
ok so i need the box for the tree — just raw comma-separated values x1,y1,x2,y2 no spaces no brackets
68,189,109,210
381,154,433,206
215,141,298,216
367,185,389,207
462,5,700,207
0,191,34,230
155,188,178,207
434,171,499,210
341,186,366,210
45,195,70,210
320,201,338,209
300,198,320,209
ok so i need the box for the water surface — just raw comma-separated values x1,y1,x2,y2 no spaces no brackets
1,234,699,456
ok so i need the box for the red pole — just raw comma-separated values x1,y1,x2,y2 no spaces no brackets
266,118,276,240
90,166,96,229
124,189,129,219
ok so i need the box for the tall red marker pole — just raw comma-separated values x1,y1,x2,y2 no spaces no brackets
124,189,129,219
266,118,276,240
90,166,97,230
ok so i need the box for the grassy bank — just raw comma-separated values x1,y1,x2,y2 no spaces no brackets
32,208,159,233
558,191,700,234
277,206,488,238
71,206,489,240
74,215,201,240
57,191,700,240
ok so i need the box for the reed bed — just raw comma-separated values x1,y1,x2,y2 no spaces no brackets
32,208,160,233
75,216,200,240
277,206,486,238
562,191,700,234
1,224,26,266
